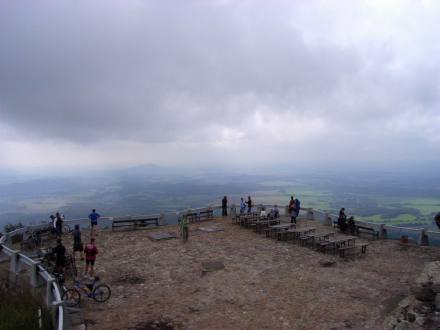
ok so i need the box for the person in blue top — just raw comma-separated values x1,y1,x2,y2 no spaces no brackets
294,198,301,219
88,209,101,237
240,197,246,214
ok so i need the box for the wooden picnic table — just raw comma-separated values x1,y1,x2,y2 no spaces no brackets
238,214,258,227
265,223,295,238
285,227,316,242
318,236,356,253
254,219,280,234
303,231,335,246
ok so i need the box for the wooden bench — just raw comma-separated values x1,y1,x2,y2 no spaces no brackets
186,212,199,223
317,241,330,253
112,216,159,231
199,210,213,221
356,225,379,238
299,235,314,246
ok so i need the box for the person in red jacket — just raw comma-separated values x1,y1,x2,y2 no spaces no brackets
84,238,98,278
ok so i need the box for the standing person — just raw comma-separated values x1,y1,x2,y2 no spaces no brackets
179,215,189,242
55,212,63,237
222,196,228,217
53,239,66,274
50,215,56,235
88,209,101,238
246,196,253,214
288,196,296,223
338,208,347,231
72,224,83,261
84,238,98,278
240,198,246,214
294,197,301,220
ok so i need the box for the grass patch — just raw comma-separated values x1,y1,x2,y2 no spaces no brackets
0,279,53,330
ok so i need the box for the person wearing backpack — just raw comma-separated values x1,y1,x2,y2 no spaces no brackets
288,196,296,223
294,198,301,220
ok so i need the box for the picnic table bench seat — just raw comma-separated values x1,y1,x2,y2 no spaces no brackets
186,212,199,223
112,216,159,231
355,225,379,238
199,209,213,221
338,243,369,258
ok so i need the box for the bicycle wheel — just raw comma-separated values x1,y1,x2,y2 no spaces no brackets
62,224,71,234
92,284,111,303
62,288,81,307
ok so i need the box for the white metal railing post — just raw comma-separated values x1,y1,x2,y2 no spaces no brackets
10,250,19,273
380,224,387,239
46,279,55,308
159,213,165,226
323,213,332,226
230,204,236,218
420,229,429,246
30,262,40,287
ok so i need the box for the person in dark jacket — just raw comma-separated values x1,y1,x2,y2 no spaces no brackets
53,238,66,274
289,196,296,224
246,196,253,214
55,212,63,237
294,198,301,219
222,196,228,217
338,208,347,232
72,224,83,261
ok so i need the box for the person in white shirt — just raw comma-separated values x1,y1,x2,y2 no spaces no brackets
260,207,267,219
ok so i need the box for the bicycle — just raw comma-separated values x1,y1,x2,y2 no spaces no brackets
62,277,111,306
21,231,42,250
62,223,72,234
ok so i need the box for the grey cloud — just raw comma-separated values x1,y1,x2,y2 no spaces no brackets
0,0,439,169
0,0,362,143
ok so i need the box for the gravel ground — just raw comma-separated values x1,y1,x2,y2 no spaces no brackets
73,217,439,330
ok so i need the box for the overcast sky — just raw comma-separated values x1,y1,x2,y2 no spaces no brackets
0,0,439,171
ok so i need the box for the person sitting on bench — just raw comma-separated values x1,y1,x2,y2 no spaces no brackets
240,197,246,214
268,205,279,219
338,208,347,232
260,207,267,219
347,216,356,235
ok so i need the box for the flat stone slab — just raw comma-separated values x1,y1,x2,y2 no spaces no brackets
201,261,225,272
198,225,224,233
147,231,177,241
